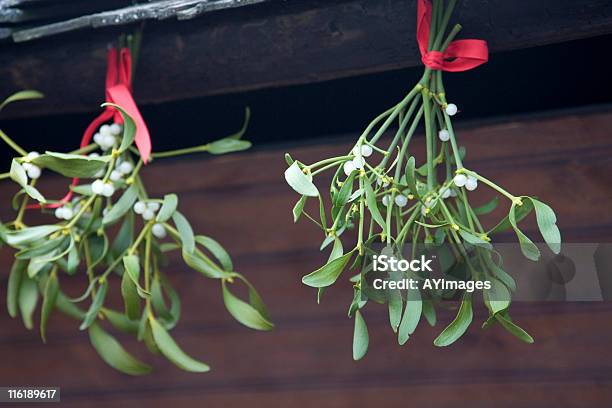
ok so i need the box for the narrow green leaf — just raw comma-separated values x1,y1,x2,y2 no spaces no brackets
485,278,510,315
292,196,306,223
284,162,319,197
530,198,561,254
207,138,251,154
102,308,140,334
433,294,473,347
398,289,422,345
102,103,136,153
488,200,533,236
5,225,60,247
18,276,39,330
89,323,152,375
353,310,369,360
150,317,210,372
0,90,44,111
509,202,540,261
182,250,231,279
111,212,134,258
495,313,534,344
7,259,26,318
404,156,418,196
123,255,150,296
473,196,499,215
157,194,178,223
222,281,274,331
195,235,233,272
172,212,195,254
302,250,354,288
102,185,138,225
10,159,27,186
31,152,109,178
40,272,59,343
121,269,141,320
458,229,492,250
80,280,108,330
363,178,386,231
388,288,402,333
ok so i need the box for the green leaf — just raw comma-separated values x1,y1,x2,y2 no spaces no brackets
40,272,59,343
7,259,26,318
10,160,45,203
207,138,251,154
332,171,356,216
102,185,138,225
88,323,152,376
388,288,402,333
111,212,134,258
182,250,231,279
172,212,195,254
488,200,533,235
302,250,354,288
292,196,306,223
102,308,140,334
121,269,141,320
102,103,136,153
509,202,540,261
363,178,386,232
529,198,561,254
123,255,150,296
398,289,422,345
495,313,534,344
79,280,108,330
157,194,178,223
151,273,181,329
485,278,510,315
31,152,110,178
458,229,492,250
0,90,44,111
404,156,418,196
222,280,274,331
150,317,210,372
433,294,473,347
422,299,437,326
5,225,60,247
195,235,233,272
473,197,499,215
284,162,319,197
18,276,39,330
66,243,80,274
352,310,369,360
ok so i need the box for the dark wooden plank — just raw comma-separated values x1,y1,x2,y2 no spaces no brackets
2,0,612,118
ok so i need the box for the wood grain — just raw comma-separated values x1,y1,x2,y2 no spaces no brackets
0,108,611,406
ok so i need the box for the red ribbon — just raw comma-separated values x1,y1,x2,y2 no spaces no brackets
29,47,151,209
417,0,488,72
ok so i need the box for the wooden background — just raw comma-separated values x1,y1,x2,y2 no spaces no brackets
1,107,612,406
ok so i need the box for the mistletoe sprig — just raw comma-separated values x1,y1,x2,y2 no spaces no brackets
0,91,273,375
284,0,561,359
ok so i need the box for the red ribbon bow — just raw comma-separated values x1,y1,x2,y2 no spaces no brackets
417,0,488,72
30,47,151,209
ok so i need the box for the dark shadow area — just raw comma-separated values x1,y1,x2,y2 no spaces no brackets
1,33,611,163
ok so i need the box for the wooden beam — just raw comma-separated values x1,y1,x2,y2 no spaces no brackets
1,0,612,118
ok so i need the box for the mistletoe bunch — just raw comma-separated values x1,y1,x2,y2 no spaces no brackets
284,0,560,359
0,91,272,375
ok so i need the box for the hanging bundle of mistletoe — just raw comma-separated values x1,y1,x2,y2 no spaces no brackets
284,0,560,359
0,52,272,374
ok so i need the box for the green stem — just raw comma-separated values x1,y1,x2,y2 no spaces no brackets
0,128,27,156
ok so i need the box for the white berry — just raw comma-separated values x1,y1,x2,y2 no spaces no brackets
93,133,103,145
27,165,41,180
91,180,104,195
439,186,451,199
465,176,478,191
142,209,155,220
361,145,373,157
62,207,74,220
152,223,167,239
382,195,391,206
89,153,100,158
134,201,146,214
54,207,65,219
99,124,112,137
101,183,115,197
394,195,408,207
454,174,467,187
147,202,160,212
450,188,458,197
438,129,450,142
22,163,33,171
352,156,365,169
118,161,133,175
110,123,122,136
110,170,122,182
26,151,39,160
445,104,458,116
343,161,355,176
